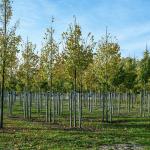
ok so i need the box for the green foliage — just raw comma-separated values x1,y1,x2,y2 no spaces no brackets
0,0,21,90
123,57,137,90
112,62,126,90
0,0,150,97
96,32,121,91
39,18,58,91
139,49,150,89
62,18,95,91
18,40,39,91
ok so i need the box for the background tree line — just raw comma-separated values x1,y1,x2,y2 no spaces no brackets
0,0,150,128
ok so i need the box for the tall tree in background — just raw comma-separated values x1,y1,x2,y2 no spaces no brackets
0,0,20,128
41,17,58,90
6,28,21,91
123,57,137,113
96,28,121,122
63,17,94,127
18,39,38,119
139,47,150,90
18,39,38,92
96,28,121,92
40,17,58,122
123,57,137,91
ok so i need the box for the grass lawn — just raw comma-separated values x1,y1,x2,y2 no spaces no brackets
0,101,150,149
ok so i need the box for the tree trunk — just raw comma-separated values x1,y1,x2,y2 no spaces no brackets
74,68,77,127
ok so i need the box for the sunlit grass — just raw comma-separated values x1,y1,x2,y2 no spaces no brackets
0,101,150,149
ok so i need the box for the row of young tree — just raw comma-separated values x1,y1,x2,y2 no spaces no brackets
0,0,150,128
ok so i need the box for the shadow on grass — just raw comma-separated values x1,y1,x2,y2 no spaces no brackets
1,113,150,135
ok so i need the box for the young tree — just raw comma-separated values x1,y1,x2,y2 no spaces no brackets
96,28,121,122
139,48,150,90
19,39,38,91
123,57,137,91
0,0,20,128
138,47,150,116
18,39,38,119
6,30,20,91
122,57,137,113
40,17,58,123
62,17,94,127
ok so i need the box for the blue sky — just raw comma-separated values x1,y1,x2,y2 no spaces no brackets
11,0,150,58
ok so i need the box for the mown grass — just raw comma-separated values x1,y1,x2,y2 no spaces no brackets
0,100,150,150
